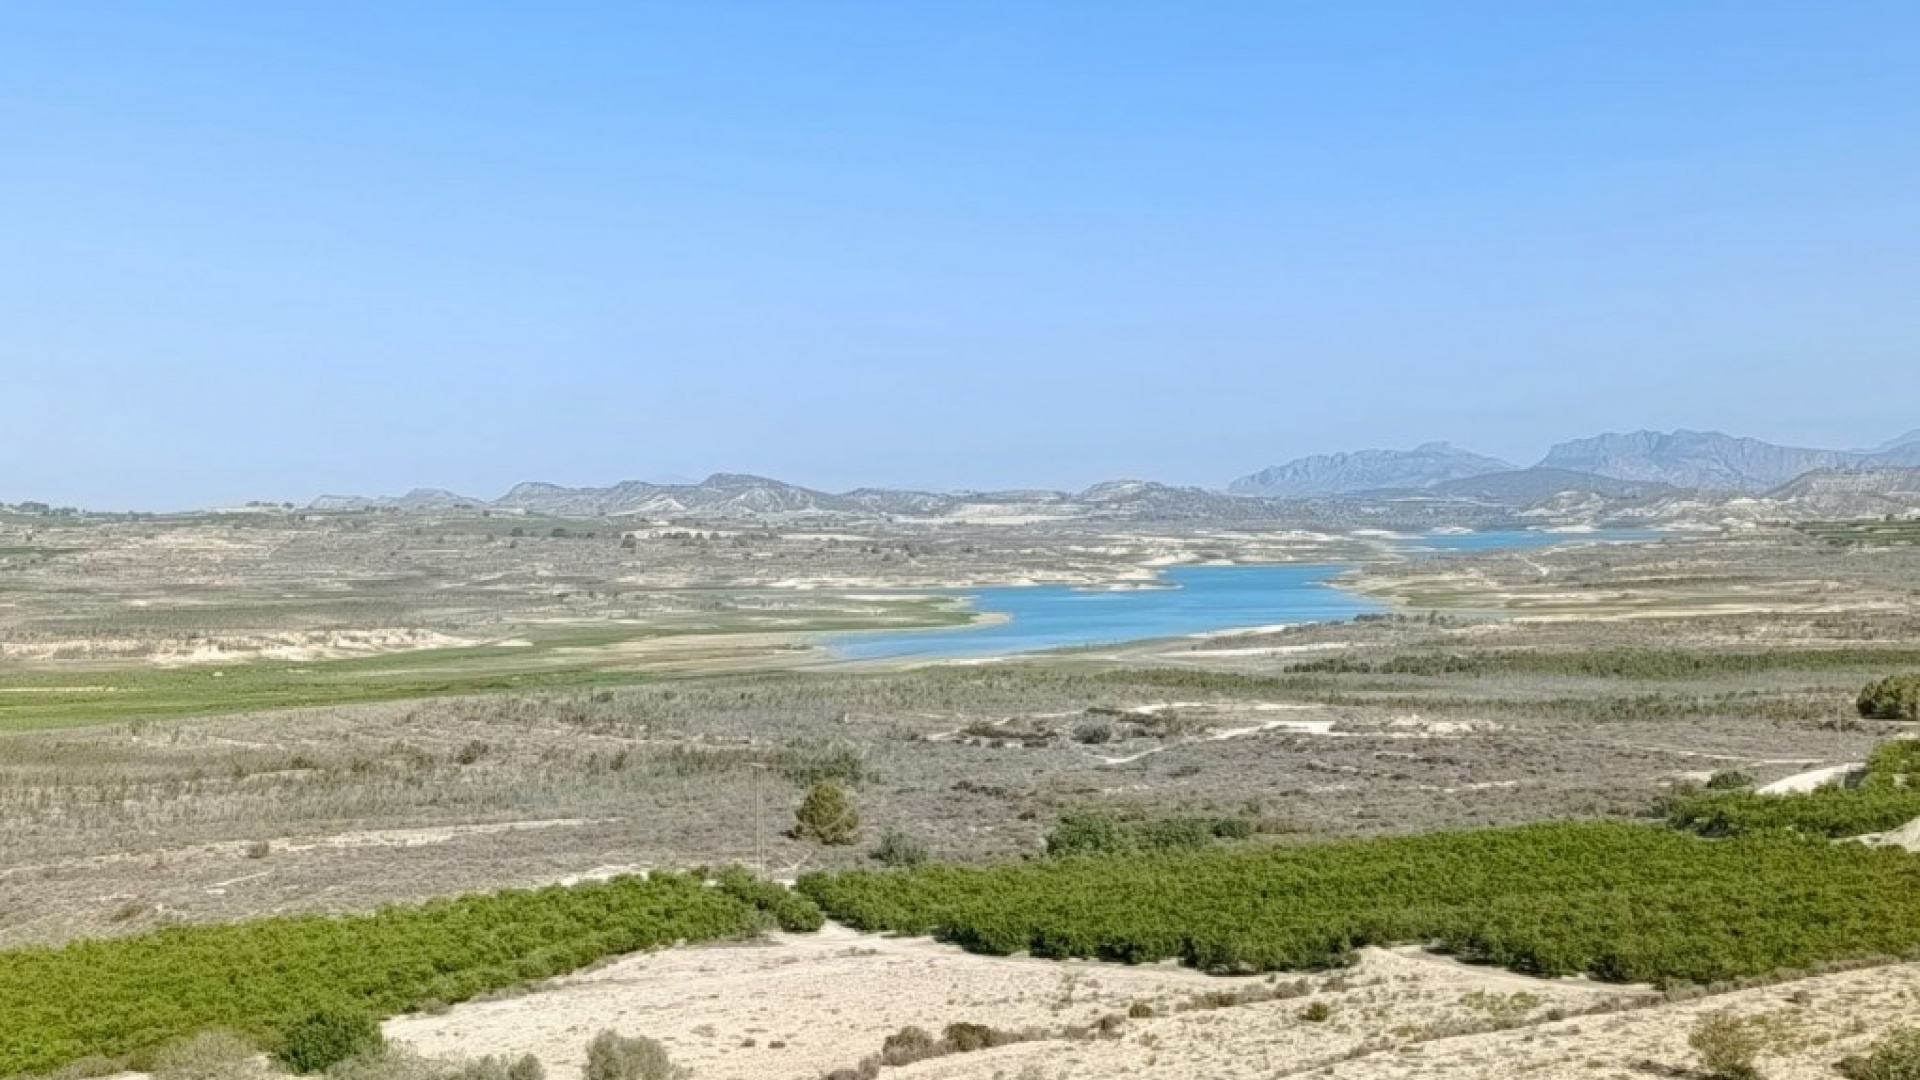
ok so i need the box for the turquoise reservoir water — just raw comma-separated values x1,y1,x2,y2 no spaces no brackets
826,529,1658,661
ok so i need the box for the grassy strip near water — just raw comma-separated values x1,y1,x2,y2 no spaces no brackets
0,870,821,1078
799,821,1920,987
0,598,970,732
0,631,664,732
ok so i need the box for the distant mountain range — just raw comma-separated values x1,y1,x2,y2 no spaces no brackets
1227,443,1512,498
1232,429,1920,497
309,429,1920,528
312,474,1527,529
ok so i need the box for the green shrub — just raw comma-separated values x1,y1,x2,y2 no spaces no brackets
794,782,861,845
1046,814,1131,858
1860,676,1920,721
1299,1001,1333,1023
276,1011,384,1075
581,1032,685,1080
1705,770,1756,791
1210,817,1257,841
1837,1028,1920,1080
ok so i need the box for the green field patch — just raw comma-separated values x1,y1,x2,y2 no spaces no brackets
0,631,673,730
0,595,972,731
800,821,1920,986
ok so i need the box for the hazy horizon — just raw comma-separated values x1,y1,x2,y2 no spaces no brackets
6,4,1918,510
11,421,1920,513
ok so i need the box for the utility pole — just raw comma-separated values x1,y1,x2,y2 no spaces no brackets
748,762,768,876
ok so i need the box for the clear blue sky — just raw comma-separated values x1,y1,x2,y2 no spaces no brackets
4,3,1917,509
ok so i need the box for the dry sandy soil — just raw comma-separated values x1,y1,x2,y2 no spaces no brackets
386,924,1920,1080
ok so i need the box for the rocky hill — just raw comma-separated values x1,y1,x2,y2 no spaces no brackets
1756,468,1920,518
1229,443,1511,497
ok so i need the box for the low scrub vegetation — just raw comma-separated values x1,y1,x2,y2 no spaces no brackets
1836,1027,1920,1080
135,1029,264,1080
799,822,1920,986
1688,1011,1770,1080
583,1031,686,1080
329,1047,546,1080
871,828,930,868
822,1022,1041,1080
1045,812,1258,857
1291,648,1920,680
0,871,783,1077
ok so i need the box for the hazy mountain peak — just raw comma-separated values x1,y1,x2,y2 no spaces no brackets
1229,444,1512,498
701,472,787,489
1873,430,1920,453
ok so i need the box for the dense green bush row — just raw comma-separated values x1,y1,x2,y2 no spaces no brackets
799,822,1920,986
1666,738,1920,839
1664,786,1920,839
1864,738,1920,786
0,872,772,1078
1289,649,1920,680
713,866,826,932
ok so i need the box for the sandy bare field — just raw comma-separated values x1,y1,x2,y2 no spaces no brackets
386,924,1920,1080
386,925,1636,1080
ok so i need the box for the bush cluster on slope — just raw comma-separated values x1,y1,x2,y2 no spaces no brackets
1860,676,1920,721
